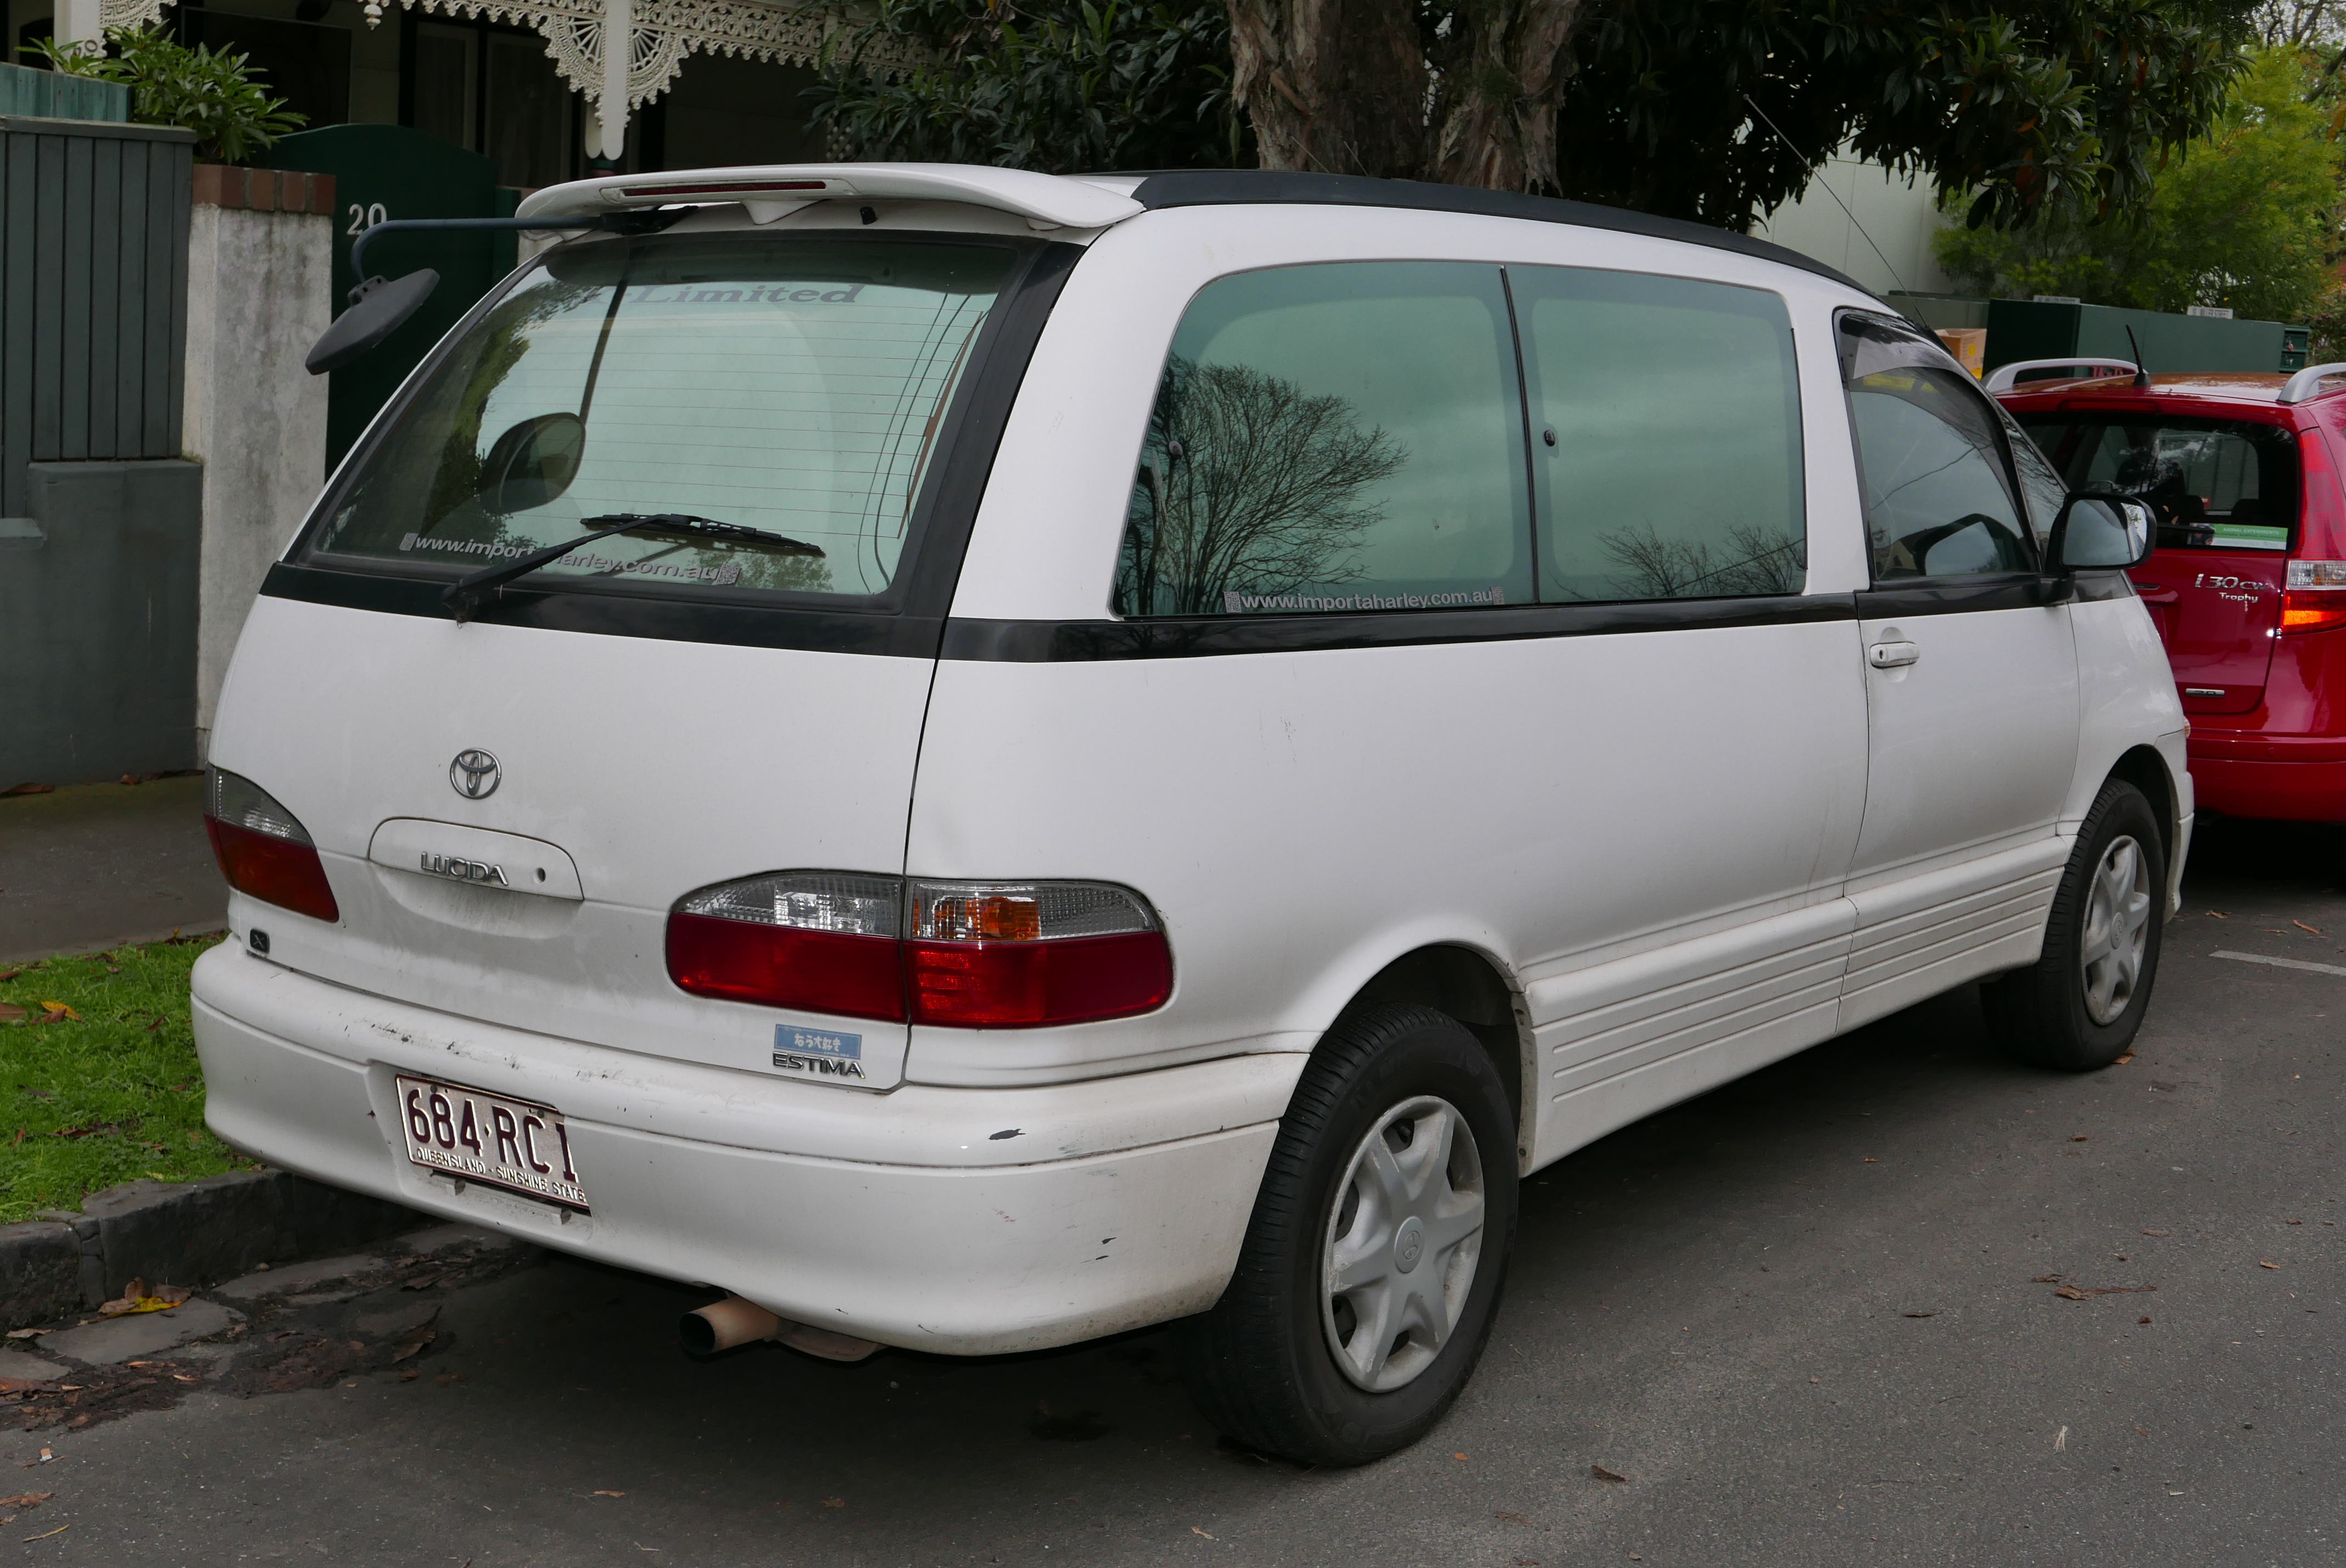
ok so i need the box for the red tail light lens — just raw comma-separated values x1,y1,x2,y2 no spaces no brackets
666,873,1172,1028
2282,559,2346,634
203,768,340,923
668,872,906,1020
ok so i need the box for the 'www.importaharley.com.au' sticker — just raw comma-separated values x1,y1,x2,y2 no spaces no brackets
774,1026,865,1079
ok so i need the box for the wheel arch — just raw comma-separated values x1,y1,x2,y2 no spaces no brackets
2108,743,2182,867
1334,944,1534,1172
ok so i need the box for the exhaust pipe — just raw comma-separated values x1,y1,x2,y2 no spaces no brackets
680,1293,881,1363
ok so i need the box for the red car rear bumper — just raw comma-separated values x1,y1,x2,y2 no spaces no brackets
2188,731,2346,823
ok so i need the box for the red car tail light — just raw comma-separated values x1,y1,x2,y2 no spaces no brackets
667,872,906,1021
907,881,1172,1027
665,873,1172,1028
2281,559,2346,634
203,768,340,923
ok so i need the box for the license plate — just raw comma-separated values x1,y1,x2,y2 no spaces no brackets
395,1074,588,1210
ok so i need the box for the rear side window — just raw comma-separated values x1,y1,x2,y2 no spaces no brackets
2013,415,2298,552
1515,267,1804,601
300,234,1014,601
1113,263,1531,617
1840,313,2034,581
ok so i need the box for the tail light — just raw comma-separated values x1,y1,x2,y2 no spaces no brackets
2282,559,2346,634
668,872,906,1021
203,769,340,922
667,872,1171,1028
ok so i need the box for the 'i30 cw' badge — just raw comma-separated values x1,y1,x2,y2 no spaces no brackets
449,749,501,800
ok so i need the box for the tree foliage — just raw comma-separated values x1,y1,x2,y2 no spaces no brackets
1933,48,2342,322
38,24,304,165
811,0,2257,240
809,0,1246,172
1552,0,2255,229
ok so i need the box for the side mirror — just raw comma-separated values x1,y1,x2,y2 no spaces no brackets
2047,491,2156,574
480,412,585,513
305,269,439,376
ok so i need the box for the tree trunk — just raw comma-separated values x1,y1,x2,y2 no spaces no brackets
1224,0,1427,177
1431,0,1589,192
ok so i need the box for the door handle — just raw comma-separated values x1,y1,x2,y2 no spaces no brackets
1867,640,1920,669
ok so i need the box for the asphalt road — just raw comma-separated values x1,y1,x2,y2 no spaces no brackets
8,819,2343,1566
0,779,224,965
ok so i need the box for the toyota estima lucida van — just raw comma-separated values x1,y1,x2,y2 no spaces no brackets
193,164,2186,1466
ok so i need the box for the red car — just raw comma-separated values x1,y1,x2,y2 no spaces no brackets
1993,361,2346,857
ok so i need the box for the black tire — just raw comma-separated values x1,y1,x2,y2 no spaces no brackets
1982,779,2166,1071
1176,1003,1518,1467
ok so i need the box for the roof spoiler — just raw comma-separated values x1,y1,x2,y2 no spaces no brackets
1981,358,2140,394
514,164,1146,232
2278,362,2346,405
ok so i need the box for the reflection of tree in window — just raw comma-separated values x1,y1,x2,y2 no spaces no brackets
1595,520,1802,600
1117,357,1407,617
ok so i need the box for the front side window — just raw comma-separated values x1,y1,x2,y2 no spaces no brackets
300,234,1015,601
1517,267,1805,602
2014,415,2298,552
1113,262,1531,617
1841,313,2034,581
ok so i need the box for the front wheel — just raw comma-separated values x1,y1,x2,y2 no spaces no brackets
1176,1004,1518,1466
1982,778,2166,1071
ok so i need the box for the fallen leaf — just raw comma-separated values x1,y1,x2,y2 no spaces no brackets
0,1006,20,1023
2113,1052,2134,1065
2034,1274,2063,1283
0,970,19,982
1862,1157,1878,1163
592,1490,625,1498
2071,1135,2090,1143
2259,1261,2281,1269
1591,1464,1627,1483
2205,910,2227,918
1,1330,33,1342
0,1495,51,1510
0,783,53,797
20,1525,65,1542
820,1497,845,1509
2142,1229,2170,1237
401,1274,443,1292
1191,1526,1215,1539
1452,1452,1468,1461
34,1003,76,1022
2054,1285,2091,1300
389,1330,435,1362
2139,1317,2152,1325
398,1370,419,1382
2288,1218,2304,1225
1901,1310,1937,1318
63,1417,87,1430
2294,921,2322,935
171,1374,197,1384
1494,1511,1529,1524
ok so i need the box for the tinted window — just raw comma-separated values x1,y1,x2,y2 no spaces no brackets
2014,415,2298,552
301,235,1013,601
1841,314,2033,580
1517,268,1805,602
1114,263,1530,617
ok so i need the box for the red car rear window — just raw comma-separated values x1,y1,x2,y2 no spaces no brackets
2014,413,2298,552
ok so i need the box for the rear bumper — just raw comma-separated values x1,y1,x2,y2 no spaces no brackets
2187,732,2346,824
190,944,1298,1354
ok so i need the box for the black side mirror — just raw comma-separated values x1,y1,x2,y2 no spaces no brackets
305,269,440,376
480,412,586,513
2047,490,2157,575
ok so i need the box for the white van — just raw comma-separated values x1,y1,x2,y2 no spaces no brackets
192,164,2187,1466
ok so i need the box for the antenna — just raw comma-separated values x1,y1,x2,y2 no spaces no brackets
1744,95,1908,295
2124,324,2152,387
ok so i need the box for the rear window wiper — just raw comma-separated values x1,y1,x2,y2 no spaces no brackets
442,513,824,622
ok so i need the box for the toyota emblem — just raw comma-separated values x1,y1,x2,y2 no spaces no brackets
449,749,501,800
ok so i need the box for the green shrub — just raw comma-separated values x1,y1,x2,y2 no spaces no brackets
37,24,303,164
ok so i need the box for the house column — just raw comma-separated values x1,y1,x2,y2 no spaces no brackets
595,0,633,161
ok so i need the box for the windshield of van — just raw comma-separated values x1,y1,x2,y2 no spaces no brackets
299,234,1015,600
2014,413,2298,552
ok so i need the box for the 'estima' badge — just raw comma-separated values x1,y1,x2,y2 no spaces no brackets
774,1026,864,1080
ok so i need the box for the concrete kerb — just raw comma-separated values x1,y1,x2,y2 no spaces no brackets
0,1169,424,1328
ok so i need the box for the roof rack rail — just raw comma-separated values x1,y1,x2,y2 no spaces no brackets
1981,358,2139,394
513,164,1144,232
2278,361,2346,404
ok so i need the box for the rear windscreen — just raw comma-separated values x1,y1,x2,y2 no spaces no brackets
297,233,1015,600
2014,413,2298,552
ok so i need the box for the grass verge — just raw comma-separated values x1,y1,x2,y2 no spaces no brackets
0,934,253,1223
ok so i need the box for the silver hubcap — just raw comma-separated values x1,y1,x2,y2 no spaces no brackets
2080,833,2153,1026
1320,1095,1487,1393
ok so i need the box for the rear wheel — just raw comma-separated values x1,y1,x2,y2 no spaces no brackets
1177,1004,1517,1467
1983,779,2165,1071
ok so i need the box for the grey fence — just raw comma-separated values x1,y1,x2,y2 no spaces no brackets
1,114,194,517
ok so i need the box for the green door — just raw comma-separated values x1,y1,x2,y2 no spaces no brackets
261,124,521,471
